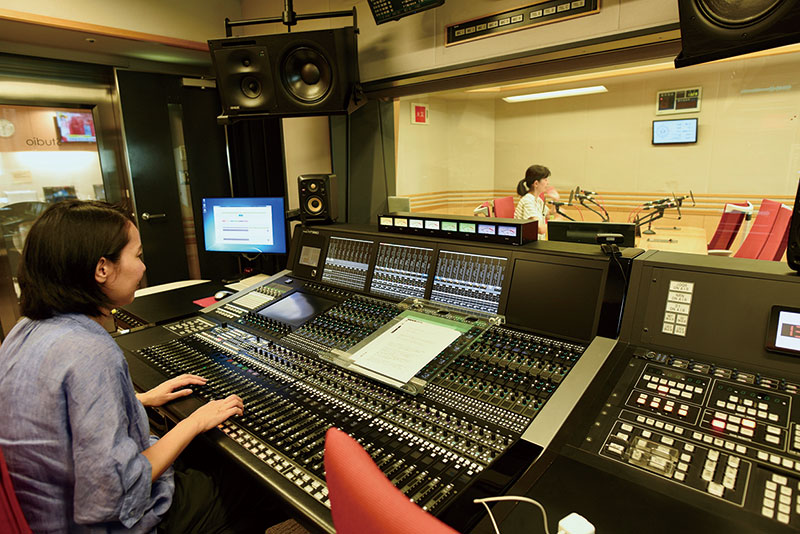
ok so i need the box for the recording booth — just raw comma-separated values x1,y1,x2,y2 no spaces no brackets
115,223,638,532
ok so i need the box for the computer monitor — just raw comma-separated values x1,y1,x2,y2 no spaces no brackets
547,220,636,247
43,186,78,203
202,197,287,254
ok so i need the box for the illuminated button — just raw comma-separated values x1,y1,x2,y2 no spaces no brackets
730,396,740,403
665,424,674,432
769,414,779,422
678,408,688,416
729,416,742,424
645,418,655,426
712,420,726,431
675,427,685,435
728,424,740,433
744,399,754,407
650,400,660,408
771,455,782,465
642,430,652,438
781,495,793,506
725,466,738,478
637,397,647,405
747,408,757,416
737,406,746,414
616,432,630,442
681,454,692,462
660,378,668,384
708,450,720,461
708,482,724,497
728,456,740,467
693,432,703,440
762,507,774,519
685,385,694,392
741,428,754,438
680,392,692,399
674,471,685,481
658,385,669,394
661,436,674,446
668,380,676,387
724,442,735,451
715,412,727,420
767,426,781,435
701,469,714,481
766,489,777,500
685,444,695,452
643,374,651,381
723,476,736,490
677,383,685,389
664,404,674,412
655,421,665,429
767,435,781,445
743,419,757,429
621,423,633,432
758,451,770,461
735,445,746,454
703,435,713,444
637,416,646,423
678,461,689,472
695,388,704,394
670,388,680,396
765,497,776,509
716,400,726,408
757,411,767,419
726,402,736,410
713,438,724,447
778,512,790,524
647,383,657,390
767,480,778,490
759,402,769,410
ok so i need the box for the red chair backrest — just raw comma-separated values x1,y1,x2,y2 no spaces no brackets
758,204,792,261
734,199,782,259
0,447,32,534
324,427,460,534
478,201,492,217
494,196,515,218
707,203,748,251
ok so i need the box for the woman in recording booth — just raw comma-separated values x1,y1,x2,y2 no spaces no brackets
514,164,552,235
0,200,258,533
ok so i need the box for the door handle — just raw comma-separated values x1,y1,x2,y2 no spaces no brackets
141,212,166,221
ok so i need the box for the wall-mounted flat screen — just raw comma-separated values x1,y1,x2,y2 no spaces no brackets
652,118,698,145
202,197,287,254
56,111,96,142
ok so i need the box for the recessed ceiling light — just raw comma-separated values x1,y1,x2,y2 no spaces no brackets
502,85,608,102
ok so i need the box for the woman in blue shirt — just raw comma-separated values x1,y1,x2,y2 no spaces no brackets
0,200,246,533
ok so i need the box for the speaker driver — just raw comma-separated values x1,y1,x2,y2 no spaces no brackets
241,76,262,99
306,195,324,215
698,0,783,26
282,47,332,103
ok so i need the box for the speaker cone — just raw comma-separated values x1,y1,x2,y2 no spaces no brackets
306,195,324,215
282,47,332,103
241,76,262,99
698,0,783,26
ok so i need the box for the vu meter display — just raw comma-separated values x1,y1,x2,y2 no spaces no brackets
370,243,433,300
431,250,507,313
322,237,373,291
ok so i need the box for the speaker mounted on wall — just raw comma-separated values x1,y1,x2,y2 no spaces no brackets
675,0,800,68
209,27,363,119
298,174,338,225
787,178,800,272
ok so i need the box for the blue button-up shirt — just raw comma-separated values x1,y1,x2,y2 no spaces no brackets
0,314,174,533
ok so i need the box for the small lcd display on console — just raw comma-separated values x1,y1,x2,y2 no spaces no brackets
256,292,336,330
766,306,800,356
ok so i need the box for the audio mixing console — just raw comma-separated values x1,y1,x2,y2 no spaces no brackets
117,224,629,532
491,251,800,534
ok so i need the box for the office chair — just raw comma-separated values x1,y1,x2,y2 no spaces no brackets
757,203,792,261
733,199,782,260
0,447,32,534
493,196,515,218
707,201,752,256
324,427,460,534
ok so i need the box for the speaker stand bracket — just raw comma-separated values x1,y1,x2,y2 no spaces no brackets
224,2,357,37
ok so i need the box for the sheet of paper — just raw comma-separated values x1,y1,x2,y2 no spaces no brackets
351,315,462,384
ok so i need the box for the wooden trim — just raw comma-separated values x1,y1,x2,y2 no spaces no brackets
0,8,209,52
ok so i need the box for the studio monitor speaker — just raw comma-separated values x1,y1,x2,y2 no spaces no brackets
298,174,338,225
209,27,360,117
788,179,800,272
675,0,800,68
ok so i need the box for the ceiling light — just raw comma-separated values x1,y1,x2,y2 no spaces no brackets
502,85,608,102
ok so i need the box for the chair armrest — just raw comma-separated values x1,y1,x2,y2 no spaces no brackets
707,249,733,256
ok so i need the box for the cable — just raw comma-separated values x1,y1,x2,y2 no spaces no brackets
473,495,551,534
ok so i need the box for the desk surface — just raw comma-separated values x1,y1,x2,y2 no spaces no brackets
636,226,707,255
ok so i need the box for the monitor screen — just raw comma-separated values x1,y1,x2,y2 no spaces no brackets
202,197,287,254
652,118,698,145
548,221,636,247
56,111,96,143
43,185,77,203
505,258,606,342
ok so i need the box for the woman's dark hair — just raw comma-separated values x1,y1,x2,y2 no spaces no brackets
516,164,551,196
18,200,134,320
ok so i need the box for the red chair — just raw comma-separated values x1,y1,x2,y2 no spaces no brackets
324,427,460,534
733,199,783,259
0,447,32,534
757,204,793,261
707,202,752,255
473,201,493,217
493,196,515,218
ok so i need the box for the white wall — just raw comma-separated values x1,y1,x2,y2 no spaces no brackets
1,0,241,41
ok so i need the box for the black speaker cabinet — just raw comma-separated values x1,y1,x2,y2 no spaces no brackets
209,27,360,117
675,0,800,68
788,179,800,272
298,174,338,225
